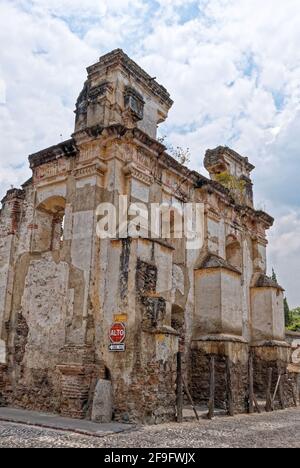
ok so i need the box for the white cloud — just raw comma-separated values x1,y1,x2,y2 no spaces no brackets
12,0,144,17
0,2,96,170
0,79,6,104
268,210,300,308
0,0,300,304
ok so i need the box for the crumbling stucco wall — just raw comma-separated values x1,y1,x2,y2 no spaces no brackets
190,340,249,413
0,49,291,423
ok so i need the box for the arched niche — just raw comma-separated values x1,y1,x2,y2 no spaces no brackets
37,195,66,214
34,196,66,252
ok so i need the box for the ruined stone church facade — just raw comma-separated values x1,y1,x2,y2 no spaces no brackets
0,50,296,423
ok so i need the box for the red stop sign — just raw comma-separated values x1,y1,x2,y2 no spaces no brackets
109,323,126,344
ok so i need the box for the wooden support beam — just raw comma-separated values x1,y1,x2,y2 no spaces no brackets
182,375,199,422
248,353,261,414
278,370,285,410
265,368,273,412
226,357,234,417
208,356,215,420
291,380,298,408
248,354,254,414
253,394,261,414
272,373,282,409
176,352,183,423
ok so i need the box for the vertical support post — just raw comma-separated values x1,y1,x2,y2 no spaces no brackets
248,353,254,414
182,375,200,421
176,352,183,423
208,356,215,420
272,373,282,410
278,369,285,410
291,378,298,408
253,394,261,413
266,368,273,412
226,357,234,417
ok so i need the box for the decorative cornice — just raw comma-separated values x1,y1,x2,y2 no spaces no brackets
251,340,290,349
21,178,33,189
1,188,25,205
206,209,221,222
132,128,166,154
252,273,284,291
204,146,255,173
195,253,241,275
254,210,274,227
73,124,127,146
87,49,173,108
73,162,107,180
29,139,78,169
26,123,274,232
197,178,274,229
192,335,248,345
123,162,153,185
196,177,235,202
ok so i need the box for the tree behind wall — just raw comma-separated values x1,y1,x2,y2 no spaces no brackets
271,268,292,328
287,307,300,332
284,297,291,328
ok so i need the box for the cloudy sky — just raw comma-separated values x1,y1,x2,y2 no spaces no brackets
0,0,300,306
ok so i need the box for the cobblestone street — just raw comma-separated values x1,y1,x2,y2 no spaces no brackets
0,408,299,448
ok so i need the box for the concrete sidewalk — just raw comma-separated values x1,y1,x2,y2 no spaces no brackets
0,407,135,438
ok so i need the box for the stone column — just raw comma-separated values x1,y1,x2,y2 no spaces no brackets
56,160,107,419
250,275,294,407
191,338,249,413
0,189,24,344
251,343,294,407
191,256,249,413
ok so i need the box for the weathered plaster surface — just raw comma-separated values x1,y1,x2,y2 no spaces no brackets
0,49,292,423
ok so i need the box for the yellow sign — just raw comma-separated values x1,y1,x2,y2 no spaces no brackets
114,314,128,323
156,334,165,343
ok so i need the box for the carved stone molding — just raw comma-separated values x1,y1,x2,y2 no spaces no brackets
87,49,173,108
73,162,107,180
33,158,71,183
122,162,153,186
29,139,77,169
207,210,221,222
134,148,153,171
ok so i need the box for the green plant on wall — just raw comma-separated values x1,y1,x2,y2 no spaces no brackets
215,171,246,204
157,135,191,166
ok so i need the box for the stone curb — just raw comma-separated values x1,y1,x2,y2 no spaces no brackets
0,415,137,439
